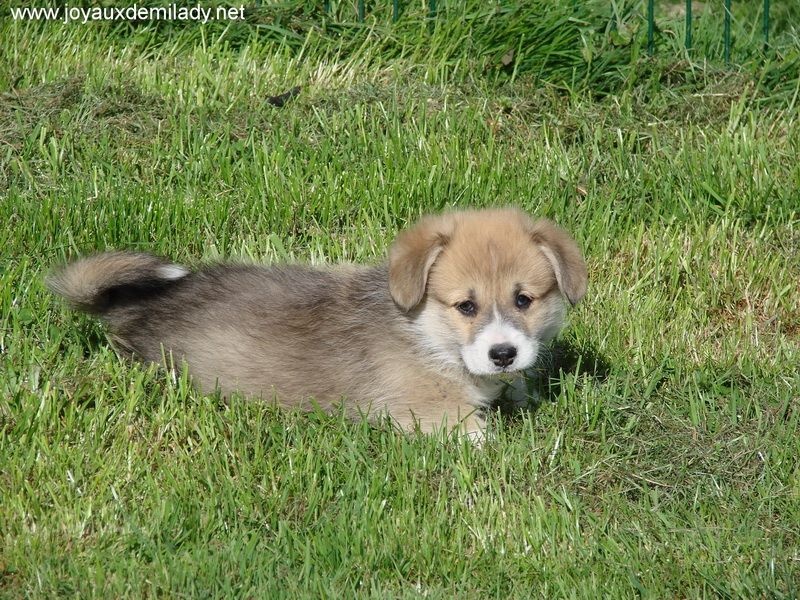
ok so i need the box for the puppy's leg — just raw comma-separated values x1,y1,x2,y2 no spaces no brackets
456,413,486,446
395,401,486,445
376,363,488,443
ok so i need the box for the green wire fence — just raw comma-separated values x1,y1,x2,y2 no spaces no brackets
646,0,772,59
322,0,435,23
321,1,774,63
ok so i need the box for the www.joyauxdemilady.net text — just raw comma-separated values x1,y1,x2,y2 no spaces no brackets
10,4,245,25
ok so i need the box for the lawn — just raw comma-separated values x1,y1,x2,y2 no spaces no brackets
1,1,799,597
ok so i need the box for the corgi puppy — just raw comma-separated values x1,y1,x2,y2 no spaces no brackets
48,208,587,441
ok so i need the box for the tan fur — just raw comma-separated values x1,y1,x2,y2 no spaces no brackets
49,209,587,441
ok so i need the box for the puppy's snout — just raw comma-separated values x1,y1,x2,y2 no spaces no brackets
489,343,517,368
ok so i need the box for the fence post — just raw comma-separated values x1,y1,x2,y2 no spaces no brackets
723,0,731,63
647,0,655,55
428,0,437,31
684,0,692,50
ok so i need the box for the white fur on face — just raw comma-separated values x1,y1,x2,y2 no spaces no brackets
411,301,465,372
413,295,567,380
460,307,537,376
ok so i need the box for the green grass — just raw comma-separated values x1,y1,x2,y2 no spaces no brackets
2,3,800,598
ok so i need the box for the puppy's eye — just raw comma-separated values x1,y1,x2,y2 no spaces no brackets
515,294,533,310
455,300,477,316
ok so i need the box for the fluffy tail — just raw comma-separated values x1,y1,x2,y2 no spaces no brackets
47,251,189,315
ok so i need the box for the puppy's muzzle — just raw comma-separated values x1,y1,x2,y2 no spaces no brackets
489,343,517,368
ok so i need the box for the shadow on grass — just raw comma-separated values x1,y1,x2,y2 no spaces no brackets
493,337,612,422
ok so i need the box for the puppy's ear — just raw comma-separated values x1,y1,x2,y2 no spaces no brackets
529,219,587,306
389,214,455,311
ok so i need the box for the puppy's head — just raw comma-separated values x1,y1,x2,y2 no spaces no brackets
389,209,587,376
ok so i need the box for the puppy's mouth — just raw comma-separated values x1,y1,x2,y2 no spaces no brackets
460,357,532,378
459,323,538,378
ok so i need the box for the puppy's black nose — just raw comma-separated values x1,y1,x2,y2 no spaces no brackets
489,343,517,367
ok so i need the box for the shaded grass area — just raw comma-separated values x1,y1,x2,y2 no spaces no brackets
4,0,800,97
2,6,800,599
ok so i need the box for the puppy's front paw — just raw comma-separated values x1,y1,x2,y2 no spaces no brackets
459,414,486,447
